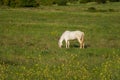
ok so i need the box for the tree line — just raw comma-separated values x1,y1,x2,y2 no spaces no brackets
0,0,120,7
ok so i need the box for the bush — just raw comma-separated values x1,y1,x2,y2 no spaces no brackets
109,0,120,2
55,0,68,5
20,0,39,7
8,0,21,7
0,0,3,6
95,0,107,3
80,0,94,3
1,0,119,7
39,0,55,6
87,7,96,12
0,0,69,7
0,0,39,7
80,0,107,3
68,0,78,3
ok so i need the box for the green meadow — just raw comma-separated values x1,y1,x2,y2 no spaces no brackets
0,2,120,80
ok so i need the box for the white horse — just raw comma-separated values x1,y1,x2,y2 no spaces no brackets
58,30,85,48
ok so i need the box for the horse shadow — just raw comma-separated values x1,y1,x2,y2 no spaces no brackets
71,44,90,49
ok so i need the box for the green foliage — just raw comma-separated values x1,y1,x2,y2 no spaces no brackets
79,0,120,4
0,0,68,7
39,0,55,5
80,0,94,3
87,7,96,12
79,0,107,3
0,0,120,7
0,0,3,6
87,7,117,12
109,0,120,2
21,0,38,7
0,0,39,7
68,0,78,3
55,0,68,5
95,0,107,3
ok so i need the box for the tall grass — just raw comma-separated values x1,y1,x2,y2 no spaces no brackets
0,2,120,80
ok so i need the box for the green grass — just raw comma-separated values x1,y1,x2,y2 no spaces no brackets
0,2,120,80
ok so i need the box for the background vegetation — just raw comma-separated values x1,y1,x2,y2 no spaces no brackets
0,2,120,80
0,0,120,7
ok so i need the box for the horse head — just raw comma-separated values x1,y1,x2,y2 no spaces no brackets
58,41,63,48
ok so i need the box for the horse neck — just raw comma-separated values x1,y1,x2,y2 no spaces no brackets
59,36,64,43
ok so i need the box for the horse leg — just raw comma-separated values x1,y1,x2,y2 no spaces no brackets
65,40,70,48
80,40,85,49
65,40,68,48
79,35,84,49
82,33,84,48
80,41,82,49
81,37,84,48
77,38,82,49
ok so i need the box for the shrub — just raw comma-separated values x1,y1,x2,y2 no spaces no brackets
39,0,55,6
0,0,3,6
68,0,78,3
87,7,96,12
95,0,107,3
79,0,107,4
109,0,120,2
80,0,94,3
20,0,39,7
0,0,39,7
55,0,68,5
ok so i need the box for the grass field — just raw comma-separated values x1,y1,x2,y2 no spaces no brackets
0,2,120,80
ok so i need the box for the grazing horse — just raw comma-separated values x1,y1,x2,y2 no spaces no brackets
58,30,84,48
